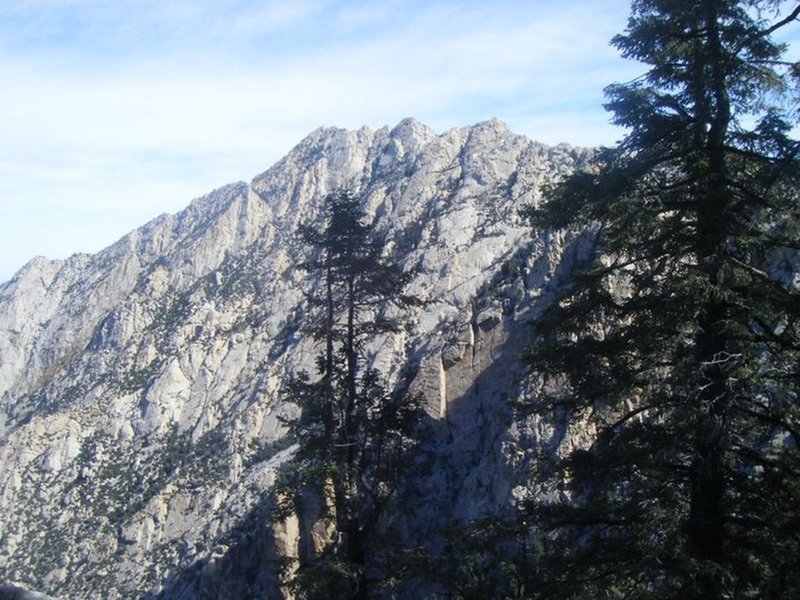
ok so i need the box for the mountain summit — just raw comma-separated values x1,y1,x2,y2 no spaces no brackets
0,120,591,597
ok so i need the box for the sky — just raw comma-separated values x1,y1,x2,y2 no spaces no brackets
0,0,793,283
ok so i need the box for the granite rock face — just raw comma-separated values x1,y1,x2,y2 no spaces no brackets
0,119,592,598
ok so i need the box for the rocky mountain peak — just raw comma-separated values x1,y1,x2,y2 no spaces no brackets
0,119,592,598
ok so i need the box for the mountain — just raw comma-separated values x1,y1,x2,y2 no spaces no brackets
0,118,592,598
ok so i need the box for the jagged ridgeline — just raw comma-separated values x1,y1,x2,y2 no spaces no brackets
0,119,591,598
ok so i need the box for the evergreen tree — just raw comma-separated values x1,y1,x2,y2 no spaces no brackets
278,190,422,599
523,1,800,597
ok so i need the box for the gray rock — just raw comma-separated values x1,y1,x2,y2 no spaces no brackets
0,583,57,600
0,119,592,598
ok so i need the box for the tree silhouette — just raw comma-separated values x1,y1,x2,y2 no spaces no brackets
278,190,423,599
524,1,800,597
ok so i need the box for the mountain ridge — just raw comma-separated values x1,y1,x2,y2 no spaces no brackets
0,118,591,597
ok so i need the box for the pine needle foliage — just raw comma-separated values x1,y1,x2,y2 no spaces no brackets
276,190,424,599
523,1,800,597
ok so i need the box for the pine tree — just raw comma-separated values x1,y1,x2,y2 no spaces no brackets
278,190,423,599
523,1,800,597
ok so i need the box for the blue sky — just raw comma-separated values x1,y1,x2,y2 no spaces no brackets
0,0,794,283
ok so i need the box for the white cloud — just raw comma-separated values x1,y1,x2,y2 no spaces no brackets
0,0,639,282
229,0,332,35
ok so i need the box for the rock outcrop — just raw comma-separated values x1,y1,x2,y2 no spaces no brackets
0,118,592,598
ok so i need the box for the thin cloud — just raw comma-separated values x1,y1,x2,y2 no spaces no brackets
0,0,638,282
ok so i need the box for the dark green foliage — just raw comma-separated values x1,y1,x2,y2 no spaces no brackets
276,190,424,598
523,1,800,597
400,516,544,599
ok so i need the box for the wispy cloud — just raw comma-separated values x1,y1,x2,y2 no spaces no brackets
0,0,639,281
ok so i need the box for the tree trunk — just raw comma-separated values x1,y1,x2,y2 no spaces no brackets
686,5,733,596
325,252,336,440
344,272,358,466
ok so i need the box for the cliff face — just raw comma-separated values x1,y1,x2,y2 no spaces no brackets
0,119,592,598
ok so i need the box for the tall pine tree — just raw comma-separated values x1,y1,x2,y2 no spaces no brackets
524,1,800,597
278,190,422,599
